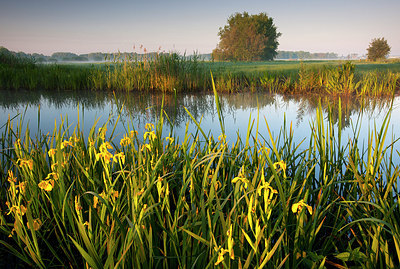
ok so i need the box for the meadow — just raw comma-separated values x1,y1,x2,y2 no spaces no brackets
1,80,400,267
0,50,399,96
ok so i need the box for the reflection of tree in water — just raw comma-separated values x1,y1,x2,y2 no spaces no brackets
113,92,216,127
115,92,278,127
281,94,394,129
0,89,395,131
0,89,111,110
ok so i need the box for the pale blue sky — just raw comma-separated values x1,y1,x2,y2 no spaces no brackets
1,0,399,56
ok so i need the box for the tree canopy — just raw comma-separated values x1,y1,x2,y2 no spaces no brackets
212,12,281,61
367,38,391,61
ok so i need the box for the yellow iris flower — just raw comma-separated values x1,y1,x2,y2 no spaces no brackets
214,247,229,265
17,159,33,170
273,160,286,171
232,166,248,189
145,123,154,130
27,218,42,231
38,179,55,192
120,135,131,147
48,148,56,158
292,199,312,215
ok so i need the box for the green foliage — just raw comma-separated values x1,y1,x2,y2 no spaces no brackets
367,38,391,61
0,52,399,95
1,94,400,268
0,47,35,67
213,12,281,61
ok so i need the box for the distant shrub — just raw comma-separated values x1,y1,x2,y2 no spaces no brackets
0,46,35,66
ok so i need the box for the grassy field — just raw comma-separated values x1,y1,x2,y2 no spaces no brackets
1,50,399,95
0,82,399,267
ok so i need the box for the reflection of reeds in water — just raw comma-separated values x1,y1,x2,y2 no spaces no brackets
1,87,396,130
1,92,399,268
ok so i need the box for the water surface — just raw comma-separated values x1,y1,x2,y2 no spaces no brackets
1,89,399,158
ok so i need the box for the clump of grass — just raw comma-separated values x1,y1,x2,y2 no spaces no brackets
89,52,210,92
1,81,399,268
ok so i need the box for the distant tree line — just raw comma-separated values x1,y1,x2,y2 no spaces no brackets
276,51,338,60
2,46,341,64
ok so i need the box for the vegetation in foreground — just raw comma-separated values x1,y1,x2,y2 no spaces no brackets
0,84,399,268
1,46,400,95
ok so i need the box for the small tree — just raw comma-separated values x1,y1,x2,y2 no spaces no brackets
213,12,281,61
367,38,391,61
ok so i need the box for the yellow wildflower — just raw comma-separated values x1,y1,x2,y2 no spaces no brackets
51,162,58,171
48,148,56,158
100,191,106,200
120,135,131,147
214,247,229,265
258,146,271,155
292,199,312,215
112,190,119,199
232,166,248,189
7,170,17,183
17,159,33,170
218,133,226,142
96,152,113,164
113,152,126,164
27,218,42,231
98,127,107,139
7,204,27,216
136,188,145,196
93,195,99,209
17,181,26,194
142,144,151,152
99,141,113,152
88,137,95,147
61,139,73,149
144,131,156,142
96,143,114,164
130,130,138,137
257,182,278,201
166,136,174,144
227,225,235,260
38,179,54,191
75,196,82,211
273,160,286,172
145,123,154,130
45,172,59,181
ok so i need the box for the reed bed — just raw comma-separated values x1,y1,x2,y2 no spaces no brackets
1,83,399,268
1,51,400,95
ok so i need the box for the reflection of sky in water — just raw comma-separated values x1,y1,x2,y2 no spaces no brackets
1,90,399,165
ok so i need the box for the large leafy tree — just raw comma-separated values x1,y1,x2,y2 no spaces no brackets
367,38,391,61
213,12,281,61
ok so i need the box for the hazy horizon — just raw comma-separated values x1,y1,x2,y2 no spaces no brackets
1,0,399,57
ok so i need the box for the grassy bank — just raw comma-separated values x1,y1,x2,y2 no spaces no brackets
1,88,399,267
1,50,400,95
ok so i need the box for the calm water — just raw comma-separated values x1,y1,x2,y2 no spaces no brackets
1,89,399,158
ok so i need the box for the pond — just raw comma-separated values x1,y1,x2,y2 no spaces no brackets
1,89,399,160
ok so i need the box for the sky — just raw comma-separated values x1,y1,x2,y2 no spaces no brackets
1,0,399,57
